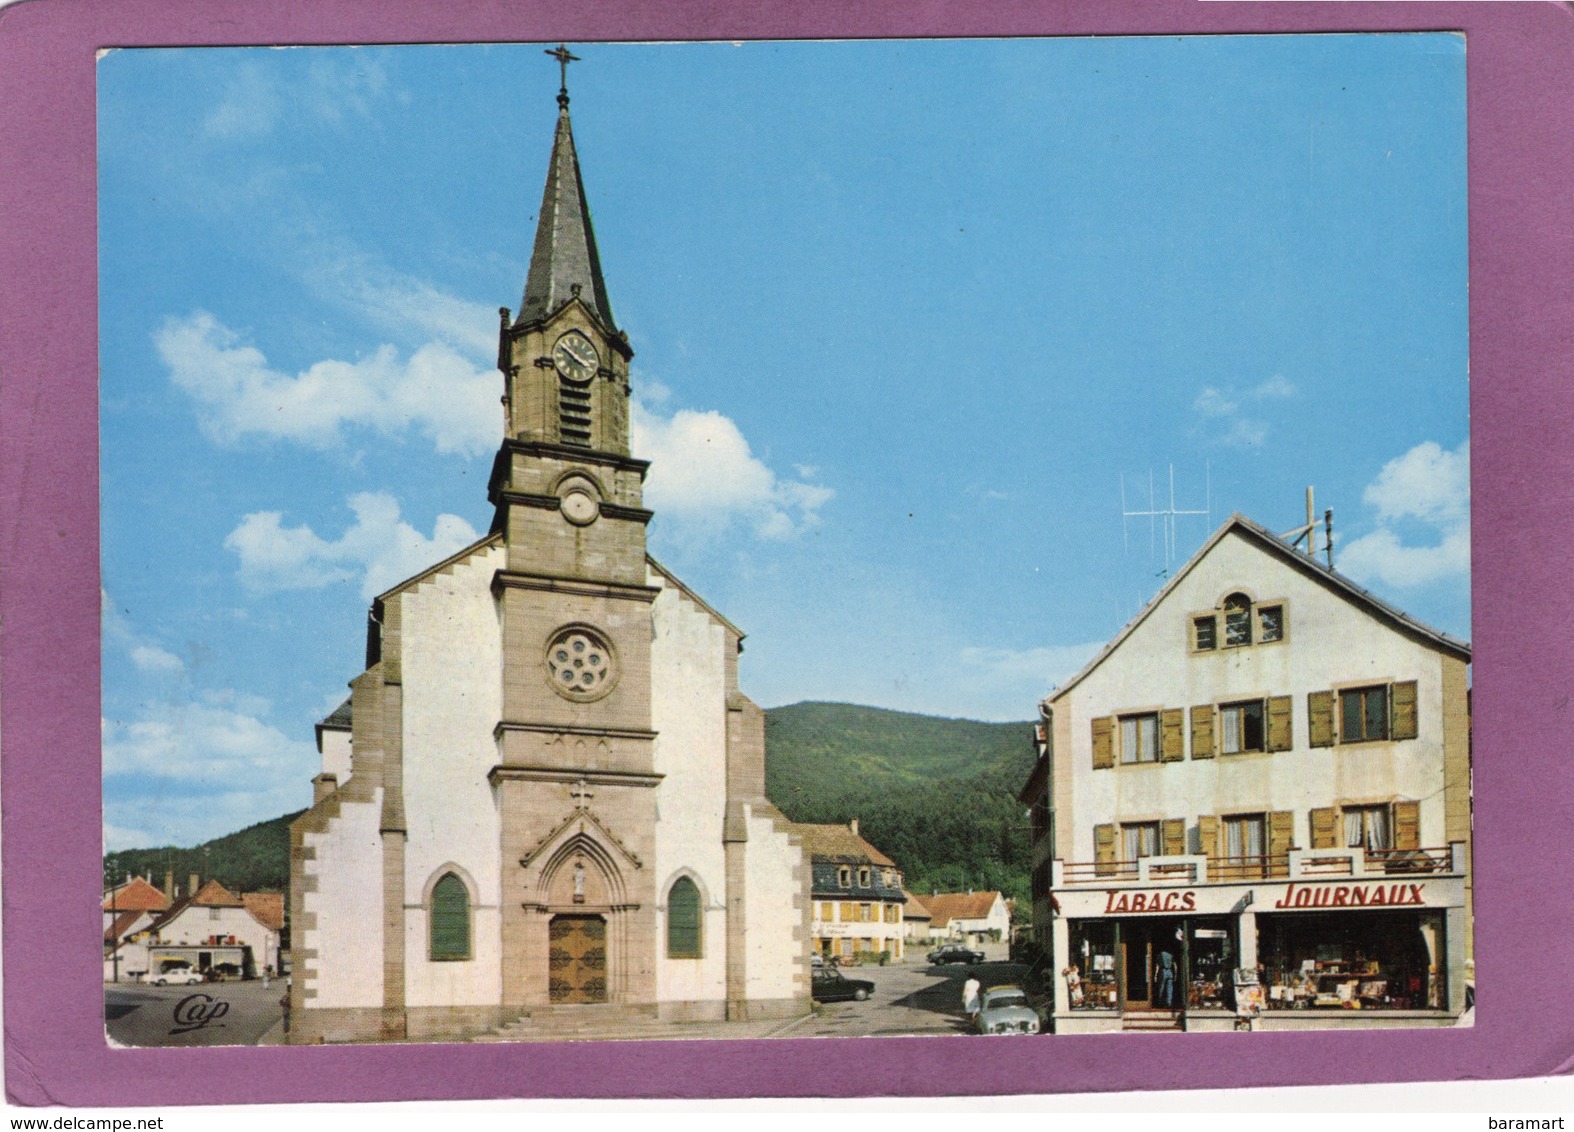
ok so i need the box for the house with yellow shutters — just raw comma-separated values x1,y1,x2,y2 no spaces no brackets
1020,513,1471,1033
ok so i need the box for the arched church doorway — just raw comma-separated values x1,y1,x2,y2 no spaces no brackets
549,915,608,1004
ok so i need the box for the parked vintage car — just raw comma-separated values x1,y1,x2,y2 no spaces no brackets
811,967,875,1002
151,967,206,986
974,985,1041,1035
927,944,985,965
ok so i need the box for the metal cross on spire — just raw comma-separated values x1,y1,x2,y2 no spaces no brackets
546,44,581,108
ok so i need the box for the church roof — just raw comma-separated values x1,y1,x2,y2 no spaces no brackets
517,100,616,333
320,697,353,730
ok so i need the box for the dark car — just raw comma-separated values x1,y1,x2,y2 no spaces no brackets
811,967,874,1002
928,944,985,966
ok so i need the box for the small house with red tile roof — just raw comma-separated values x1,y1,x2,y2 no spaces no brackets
102,875,168,928
901,893,934,943
796,819,909,962
924,890,1011,946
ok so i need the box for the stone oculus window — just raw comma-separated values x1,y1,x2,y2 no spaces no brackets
545,626,617,701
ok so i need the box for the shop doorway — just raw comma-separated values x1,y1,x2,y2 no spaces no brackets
1120,920,1182,1010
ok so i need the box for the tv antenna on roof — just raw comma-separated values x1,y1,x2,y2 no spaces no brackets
1121,463,1211,579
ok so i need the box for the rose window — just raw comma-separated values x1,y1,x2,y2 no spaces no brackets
547,629,614,698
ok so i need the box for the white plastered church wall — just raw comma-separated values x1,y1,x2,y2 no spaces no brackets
301,790,385,1007
647,569,729,1006
742,803,803,1002
320,729,352,782
399,542,506,1008
1066,529,1451,860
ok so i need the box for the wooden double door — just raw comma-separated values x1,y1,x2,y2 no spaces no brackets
548,915,608,1004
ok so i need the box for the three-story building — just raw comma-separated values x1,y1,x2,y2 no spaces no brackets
1021,514,1471,1032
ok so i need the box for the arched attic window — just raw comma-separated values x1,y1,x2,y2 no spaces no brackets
1223,592,1254,647
430,872,471,961
667,876,702,959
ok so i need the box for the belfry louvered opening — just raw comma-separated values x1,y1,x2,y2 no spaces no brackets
559,378,593,446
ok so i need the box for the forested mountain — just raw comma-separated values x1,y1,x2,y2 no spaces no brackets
764,702,1038,905
103,810,301,896
102,702,1040,907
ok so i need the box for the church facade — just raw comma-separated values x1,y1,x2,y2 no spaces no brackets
288,80,812,1044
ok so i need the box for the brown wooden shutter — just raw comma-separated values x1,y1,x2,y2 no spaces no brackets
1393,800,1421,850
1308,691,1335,747
1189,705,1215,759
1268,811,1295,876
1391,680,1419,740
1267,696,1293,752
1160,709,1185,762
1161,818,1186,857
1309,807,1339,849
1197,815,1219,872
1094,824,1116,875
1091,717,1114,770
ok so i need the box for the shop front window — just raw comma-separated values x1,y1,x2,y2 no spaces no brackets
1066,922,1117,1010
1186,921,1236,1010
1259,910,1444,1010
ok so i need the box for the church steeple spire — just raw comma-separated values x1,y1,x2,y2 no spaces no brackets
516,47,616,333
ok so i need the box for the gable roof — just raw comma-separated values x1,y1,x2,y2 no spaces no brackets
242,892,285,931
376,531,504,603
793,822,896,867
102,876,168,913
647,556,744,641
104,910,145,944
191,879,244,907
924,890,1004,926
1046,512,1471,706
902,894,933,921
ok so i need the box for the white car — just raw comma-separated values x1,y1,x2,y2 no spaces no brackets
151,968,206,986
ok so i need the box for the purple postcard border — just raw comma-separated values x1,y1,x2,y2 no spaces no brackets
2,0,1570,1108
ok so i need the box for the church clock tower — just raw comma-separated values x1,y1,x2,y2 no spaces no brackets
488,54,662,1010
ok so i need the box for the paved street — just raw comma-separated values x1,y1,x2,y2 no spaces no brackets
104,980,285,1048
790,951,1039,1040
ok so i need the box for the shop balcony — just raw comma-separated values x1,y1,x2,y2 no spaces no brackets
1052,842,1465,888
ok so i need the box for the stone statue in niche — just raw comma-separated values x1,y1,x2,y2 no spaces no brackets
573,859,586,903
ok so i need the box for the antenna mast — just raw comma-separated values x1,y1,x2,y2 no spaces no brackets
1282,486,1334,568
1121,463,1211,579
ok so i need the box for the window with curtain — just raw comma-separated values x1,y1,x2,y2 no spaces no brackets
430,872,470,960
667,876,701,958
1121,822,1161,862
1119,713,1159,764
1224,814,1266,860
1343,805,1392,852
1220,700,1266,754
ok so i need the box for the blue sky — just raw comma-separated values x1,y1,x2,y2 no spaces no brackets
99,36,1469,849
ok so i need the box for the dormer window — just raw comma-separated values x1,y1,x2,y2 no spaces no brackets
837,866,851,887
858,867,871,887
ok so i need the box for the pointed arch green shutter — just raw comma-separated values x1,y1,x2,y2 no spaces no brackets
668,876,702,958
431,873,470,960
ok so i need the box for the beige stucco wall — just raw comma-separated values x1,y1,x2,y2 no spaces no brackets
398,542,506,1009
1055,529,1461,863
648,570,731,1006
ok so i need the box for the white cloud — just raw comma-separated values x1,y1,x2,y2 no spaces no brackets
1339,438,1471,590
102,694,317,850
157,311,500,457
1361,438,1470,525
1193,375,1297,448
226,492,480,599
631,395,832,540
130,644,184,673
309,261,499,360
203,55,390,141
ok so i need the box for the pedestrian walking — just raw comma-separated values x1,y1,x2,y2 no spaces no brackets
962,975,982,1021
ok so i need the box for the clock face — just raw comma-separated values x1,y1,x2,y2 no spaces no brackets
552,331,599,383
